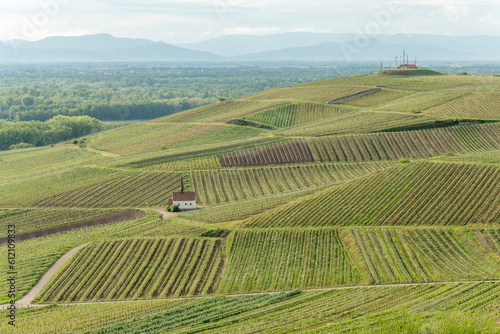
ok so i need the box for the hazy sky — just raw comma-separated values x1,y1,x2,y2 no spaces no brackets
1,0,499,44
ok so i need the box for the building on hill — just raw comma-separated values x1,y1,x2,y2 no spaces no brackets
395,49,418,69
170,177,196,210
399,64,418,69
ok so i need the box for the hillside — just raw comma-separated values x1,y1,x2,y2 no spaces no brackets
1,72,500,333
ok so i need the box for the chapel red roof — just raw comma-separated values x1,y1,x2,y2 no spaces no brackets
172,192,196,201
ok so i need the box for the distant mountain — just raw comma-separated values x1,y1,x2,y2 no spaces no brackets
2,33,500,63
180,33,500,61
231,39,477,62
0,34,221,63
177,32,357,57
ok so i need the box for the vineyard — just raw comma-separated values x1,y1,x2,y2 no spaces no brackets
242,85,375,103
343,228,500,284
297,74,493,91
220,229,361,293
217,123,500,167
35,237,225,302
2,72,500,333
337,88,412,108
190,163,394,205
424,92,500,120
219,139,314,167
29,162,392,207
0,212,158,304
379,90,472,113
33,171,185,207
276,110,436,136
242,102,354,128
154,100,290,123
0,208,118,234
242,162,500,227
7,283,500,333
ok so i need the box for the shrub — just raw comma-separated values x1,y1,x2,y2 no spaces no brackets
201,229,230,238
172,205,180,212
398,158,410,164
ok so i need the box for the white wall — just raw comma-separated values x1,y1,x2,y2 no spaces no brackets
173,201,196,210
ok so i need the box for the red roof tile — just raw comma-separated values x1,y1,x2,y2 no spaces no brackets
172,192,196,201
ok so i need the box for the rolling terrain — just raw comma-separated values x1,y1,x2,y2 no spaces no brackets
1,70,500,333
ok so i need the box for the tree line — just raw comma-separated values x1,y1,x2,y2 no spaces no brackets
0,115,112,150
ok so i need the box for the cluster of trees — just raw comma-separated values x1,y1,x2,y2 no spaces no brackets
0,64,354,121
0,115,111,150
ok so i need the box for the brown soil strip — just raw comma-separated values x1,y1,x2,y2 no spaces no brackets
0,210,145,244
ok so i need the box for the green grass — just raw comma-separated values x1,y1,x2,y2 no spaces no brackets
0,146,106,184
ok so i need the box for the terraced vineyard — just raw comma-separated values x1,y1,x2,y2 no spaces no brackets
243,162,500,227
277,110,436,136
243,85,375,103
337,88,412,108
4,72,500,333
219,123,500,166
379,90,472,113
0,208,118,234
154,100,289,123
221,229,361,293
344,229,500,284
220,139,314,167
190,163,393,204
33,171,184,207
31,162,392,207
242,102,354,128
35,238,224,302
425,92,500,120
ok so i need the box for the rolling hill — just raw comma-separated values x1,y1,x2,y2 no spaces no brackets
1,70,500,333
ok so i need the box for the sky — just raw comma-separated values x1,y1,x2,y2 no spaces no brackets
1,0,499,44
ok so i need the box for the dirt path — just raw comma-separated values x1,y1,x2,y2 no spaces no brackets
144,208,182,219
0,242,92,309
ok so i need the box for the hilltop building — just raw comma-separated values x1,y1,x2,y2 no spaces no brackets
169,177,196,210
395,49,418,69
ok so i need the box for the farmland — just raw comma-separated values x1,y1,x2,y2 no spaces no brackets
242,102,354,128
2,71,500,333
242,162,500,227
35,238,224,302
220,229,361,293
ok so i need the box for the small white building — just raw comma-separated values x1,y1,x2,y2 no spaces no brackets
171,191,197,210
169,176,196,210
